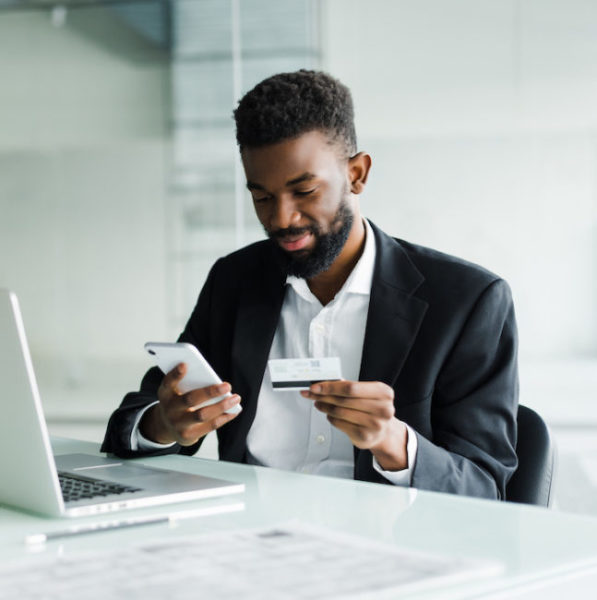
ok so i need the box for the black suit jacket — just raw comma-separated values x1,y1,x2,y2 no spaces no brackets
102,221,518,499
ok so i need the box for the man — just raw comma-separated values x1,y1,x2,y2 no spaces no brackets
102,70,518,499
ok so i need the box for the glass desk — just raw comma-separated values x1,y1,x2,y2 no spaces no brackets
1,438,596,599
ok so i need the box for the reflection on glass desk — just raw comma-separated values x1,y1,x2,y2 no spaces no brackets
0,438,596,599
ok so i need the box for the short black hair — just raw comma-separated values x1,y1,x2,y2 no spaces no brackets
233,69,357,157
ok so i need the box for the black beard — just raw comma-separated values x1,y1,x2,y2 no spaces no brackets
267,200,354,279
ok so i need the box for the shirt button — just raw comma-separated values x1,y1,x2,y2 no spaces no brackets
316,434,326,445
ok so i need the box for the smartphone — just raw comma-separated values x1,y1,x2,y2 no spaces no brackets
144,342,241,415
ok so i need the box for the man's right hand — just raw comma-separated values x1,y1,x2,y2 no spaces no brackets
140,363,242,446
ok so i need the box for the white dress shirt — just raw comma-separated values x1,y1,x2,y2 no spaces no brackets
133,219,417,485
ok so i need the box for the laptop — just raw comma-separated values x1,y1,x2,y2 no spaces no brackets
0,289,244,518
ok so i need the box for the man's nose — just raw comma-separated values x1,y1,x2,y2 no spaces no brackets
270,197,301,231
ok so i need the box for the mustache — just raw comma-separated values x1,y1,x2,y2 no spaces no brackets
267,225,317,240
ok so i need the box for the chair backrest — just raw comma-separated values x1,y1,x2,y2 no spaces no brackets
506,405,556,507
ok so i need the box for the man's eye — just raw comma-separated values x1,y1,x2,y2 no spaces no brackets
294,189,316,197
253,196,270,203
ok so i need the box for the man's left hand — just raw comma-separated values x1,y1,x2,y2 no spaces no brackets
300,381,408,472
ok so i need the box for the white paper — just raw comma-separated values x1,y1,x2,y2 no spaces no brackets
2,522,502,599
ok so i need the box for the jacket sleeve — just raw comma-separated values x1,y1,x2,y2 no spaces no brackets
355,278,519,499
100,261,219,458
411,279,519,498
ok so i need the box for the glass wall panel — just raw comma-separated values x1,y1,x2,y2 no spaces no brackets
0,0,320,446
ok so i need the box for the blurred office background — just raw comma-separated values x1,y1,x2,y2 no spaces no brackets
1,0,596,514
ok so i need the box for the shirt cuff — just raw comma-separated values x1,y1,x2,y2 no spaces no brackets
130,401,177,452
372,423,418,486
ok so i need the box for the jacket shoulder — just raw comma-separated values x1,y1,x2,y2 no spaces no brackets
208,239,275,285
394,238,504,291
217,238,272,268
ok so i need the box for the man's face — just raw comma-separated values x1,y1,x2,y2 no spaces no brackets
241,130,356,279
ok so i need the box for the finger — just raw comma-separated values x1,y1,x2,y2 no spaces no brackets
176,382,232,411
301,387,395,419
302,392,395,417
324,414,369,445
188,394,242,425
324,413,387,449
307,380,394,400
159,363,188,400
313,400,383,428
171,393,240,429
176,401,241,445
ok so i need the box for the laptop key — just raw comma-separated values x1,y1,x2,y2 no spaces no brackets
58,472,142,502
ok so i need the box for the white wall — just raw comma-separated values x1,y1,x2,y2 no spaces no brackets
323,0,597,362
0,10,172,397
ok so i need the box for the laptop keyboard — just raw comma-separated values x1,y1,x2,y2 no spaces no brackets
58,472,142,502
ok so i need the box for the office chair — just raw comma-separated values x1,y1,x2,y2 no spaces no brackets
506,405,556,507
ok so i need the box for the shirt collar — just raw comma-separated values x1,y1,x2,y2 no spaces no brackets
286,218,377,303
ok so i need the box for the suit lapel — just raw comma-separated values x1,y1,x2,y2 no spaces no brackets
223,224,428,461
229,224,429,398
230,246,286,425
359,222,428,387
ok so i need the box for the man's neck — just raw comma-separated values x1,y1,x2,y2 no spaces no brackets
307,218,366,306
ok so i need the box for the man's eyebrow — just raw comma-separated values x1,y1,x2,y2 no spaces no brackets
246,181,265,191
246,172,317,191
286,172,317,186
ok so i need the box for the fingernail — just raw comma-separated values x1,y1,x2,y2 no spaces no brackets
311,384,321,393
300,390,309,397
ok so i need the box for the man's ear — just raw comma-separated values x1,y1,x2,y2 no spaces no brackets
348,152,372,195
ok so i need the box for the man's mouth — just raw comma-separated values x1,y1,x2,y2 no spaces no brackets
277,232,313,252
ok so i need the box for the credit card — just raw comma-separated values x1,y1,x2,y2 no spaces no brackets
268,357,342,391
